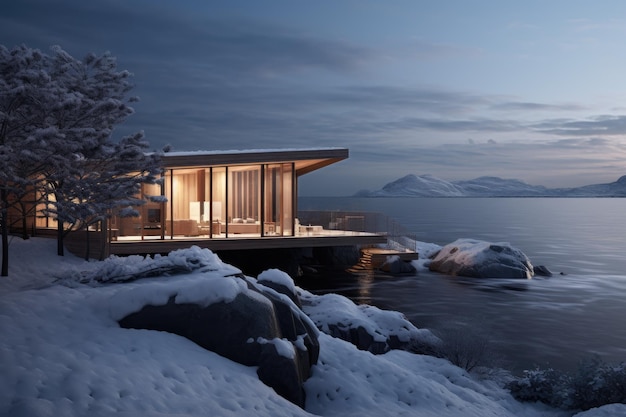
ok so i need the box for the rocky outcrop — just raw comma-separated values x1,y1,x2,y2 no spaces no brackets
429,238,534,279
300,291,440,355
118,276,318,408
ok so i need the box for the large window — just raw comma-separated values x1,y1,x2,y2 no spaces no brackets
282,163,294,236
166,169,198,221
227,165,261,236
114,182,164,239
210,167,226,235
263,163,294,236
110,162,295,240
265,164,281,235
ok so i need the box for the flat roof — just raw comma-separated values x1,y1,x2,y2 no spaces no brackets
161,148,349,176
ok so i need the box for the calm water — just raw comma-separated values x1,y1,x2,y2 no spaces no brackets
297,197,626,373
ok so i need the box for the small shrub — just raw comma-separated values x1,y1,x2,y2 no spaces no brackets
569,357,626,411
507,367,571,408
508,357,626,411
434,326,498,372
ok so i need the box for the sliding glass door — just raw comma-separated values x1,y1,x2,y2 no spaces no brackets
227,165,261,236
263,163,294,236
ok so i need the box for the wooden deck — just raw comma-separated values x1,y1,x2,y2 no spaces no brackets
109,232,386,256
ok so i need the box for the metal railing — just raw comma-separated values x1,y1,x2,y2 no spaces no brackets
296,210,419,252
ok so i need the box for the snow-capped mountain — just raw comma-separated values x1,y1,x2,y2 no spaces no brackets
455,176,550,197
375,174,465,197
356,174,626,197
556,175,626,197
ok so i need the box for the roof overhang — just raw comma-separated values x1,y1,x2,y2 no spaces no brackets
161,148,348,176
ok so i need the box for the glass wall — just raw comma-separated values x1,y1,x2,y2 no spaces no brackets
282,163,294,236
167,169,197,221
263,163,294,236
111,162,294,240
264,164,281,235
210,167,226,235
227,165,261,237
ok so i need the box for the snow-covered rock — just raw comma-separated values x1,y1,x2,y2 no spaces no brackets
429,238,534,279
380,255,417,274
258,268,302,307
118,273,319,407
64,245,242,285
300,289,440,354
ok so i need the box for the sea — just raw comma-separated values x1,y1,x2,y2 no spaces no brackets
297,197,626,374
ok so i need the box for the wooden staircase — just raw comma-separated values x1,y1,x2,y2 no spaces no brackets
349,249,375,272
349,247,419,272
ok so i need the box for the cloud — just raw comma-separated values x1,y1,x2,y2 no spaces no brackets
321,86,493,114
532,115,626,136
4,0,621,152
406,39,482,60
1,0,378,152
491,101,586,112
3,0,372,78
324,136,626,194
4,0,626,195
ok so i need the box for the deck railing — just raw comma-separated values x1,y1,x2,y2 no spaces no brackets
296,210,418,252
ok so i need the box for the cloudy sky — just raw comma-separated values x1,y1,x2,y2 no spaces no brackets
3,0,626,195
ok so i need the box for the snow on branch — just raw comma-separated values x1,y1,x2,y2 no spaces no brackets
61,246,241,285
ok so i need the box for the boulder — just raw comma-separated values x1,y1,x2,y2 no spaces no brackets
301,291,440,355
118,276,318,408
325,323,389,354
257,268,302,308
429,238,534,279
533,265,553,277
380,256,417,274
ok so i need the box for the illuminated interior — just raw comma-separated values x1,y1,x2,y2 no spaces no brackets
111,163,295,240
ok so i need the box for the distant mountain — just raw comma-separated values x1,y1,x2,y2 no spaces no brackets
355,174,626,197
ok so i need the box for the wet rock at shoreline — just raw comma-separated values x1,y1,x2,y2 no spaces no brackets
380,256,417,274
301,291,441,355
429,238,534,279
533,265,553,277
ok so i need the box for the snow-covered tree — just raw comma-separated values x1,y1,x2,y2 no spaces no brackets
46,132,162,259
40,47,163,256
0,44,163,274
0,45,60,276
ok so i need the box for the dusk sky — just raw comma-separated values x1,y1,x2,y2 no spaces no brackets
3,0,626,195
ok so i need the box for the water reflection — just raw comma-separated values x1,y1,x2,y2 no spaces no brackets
296,269,379,306
451,277,530,293
355,271,375,305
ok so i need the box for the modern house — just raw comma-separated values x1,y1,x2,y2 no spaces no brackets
61,147,385,259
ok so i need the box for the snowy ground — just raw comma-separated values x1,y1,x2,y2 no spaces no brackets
0,237,622,417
